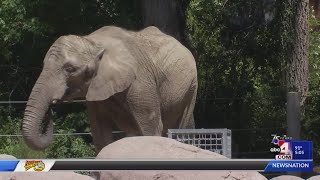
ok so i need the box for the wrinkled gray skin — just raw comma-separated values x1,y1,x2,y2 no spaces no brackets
22,26,198,153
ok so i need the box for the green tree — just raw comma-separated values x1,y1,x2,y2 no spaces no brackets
302,8,320,163
187,0,292,157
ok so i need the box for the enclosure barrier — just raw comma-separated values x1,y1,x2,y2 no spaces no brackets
167,129,232,158
0,92,302,160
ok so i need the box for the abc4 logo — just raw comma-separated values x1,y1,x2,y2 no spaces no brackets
270,140,291,156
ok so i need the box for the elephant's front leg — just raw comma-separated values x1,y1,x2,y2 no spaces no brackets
86,101,113,154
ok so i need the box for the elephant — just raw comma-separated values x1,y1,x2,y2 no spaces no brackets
22,26,198,153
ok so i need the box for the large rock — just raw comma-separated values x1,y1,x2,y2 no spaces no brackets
0,154,94,180
99,170,266,180
270,175,304,180
0,154,17,159
5,172,95,180
97,136,227,159
96,136,267,180
309,175,320,180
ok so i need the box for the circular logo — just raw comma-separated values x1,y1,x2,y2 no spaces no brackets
270,144,281,155
273,139,278,145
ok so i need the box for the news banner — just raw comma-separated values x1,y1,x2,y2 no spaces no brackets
0,135,313,172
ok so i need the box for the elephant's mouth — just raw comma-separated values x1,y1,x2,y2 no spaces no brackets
62,87,83,101
51,87,80,104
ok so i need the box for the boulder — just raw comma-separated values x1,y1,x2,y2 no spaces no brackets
270,175,304,180
3,172,94,180
96,136,267,180
99,170,266,180
0,172,95,180
0,154,17,159
96,136,227,159
308,175,320,180
5,172,95,180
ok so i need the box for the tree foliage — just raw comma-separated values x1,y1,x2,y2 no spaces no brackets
0,0,319,163
0,0,47,60
187,0,316,159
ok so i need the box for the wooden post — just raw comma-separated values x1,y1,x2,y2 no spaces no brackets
286,92,301,177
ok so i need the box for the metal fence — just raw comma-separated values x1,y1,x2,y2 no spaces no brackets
168,128,232,158
0,92,309,159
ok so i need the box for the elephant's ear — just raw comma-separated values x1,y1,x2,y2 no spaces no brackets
86,42,138,101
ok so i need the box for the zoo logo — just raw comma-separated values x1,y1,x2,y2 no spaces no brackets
24,160,45,171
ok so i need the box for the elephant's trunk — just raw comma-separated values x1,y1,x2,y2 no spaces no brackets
22,72,54,151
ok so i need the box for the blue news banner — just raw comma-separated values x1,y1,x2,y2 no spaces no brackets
265,141,313,172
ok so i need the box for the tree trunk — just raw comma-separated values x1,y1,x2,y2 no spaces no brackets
286,0,309,105
140,0,196,57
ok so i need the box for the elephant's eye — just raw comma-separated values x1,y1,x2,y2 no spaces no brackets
64,65,77,73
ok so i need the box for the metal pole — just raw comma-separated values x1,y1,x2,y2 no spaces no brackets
286,92,301,141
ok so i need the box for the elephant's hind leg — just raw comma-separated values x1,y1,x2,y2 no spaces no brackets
126,81,163,136
178,81,197,129
87,101,114,154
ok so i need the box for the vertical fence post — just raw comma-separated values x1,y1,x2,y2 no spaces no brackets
286,92,301,140
286,92,301,177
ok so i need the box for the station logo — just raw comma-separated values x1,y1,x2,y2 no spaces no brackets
24,160,45,172
270,134,292,160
